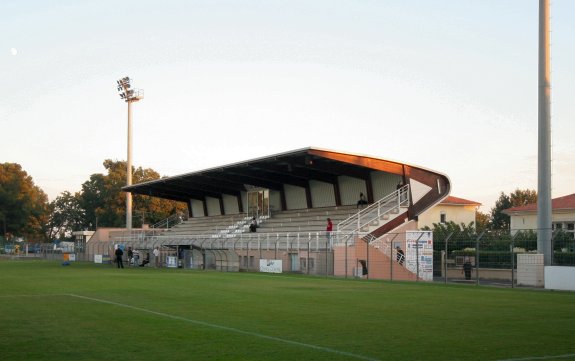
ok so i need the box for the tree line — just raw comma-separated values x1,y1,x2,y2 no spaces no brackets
475,189,537,231
0,160,186,242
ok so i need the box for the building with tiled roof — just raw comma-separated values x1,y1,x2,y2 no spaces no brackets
503,193,575,238
418,196,481,229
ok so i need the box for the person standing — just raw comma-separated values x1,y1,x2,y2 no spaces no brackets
397,180,407,202
462,258,472,280
127,247,134,266
115,246,124,269
153,247,160,268
326,218,333,245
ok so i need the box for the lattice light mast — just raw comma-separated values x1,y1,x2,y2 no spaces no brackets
116,77,144,231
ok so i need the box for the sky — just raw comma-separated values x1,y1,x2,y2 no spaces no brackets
1,0,574,212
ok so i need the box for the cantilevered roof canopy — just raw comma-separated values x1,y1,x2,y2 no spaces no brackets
123,147,450,216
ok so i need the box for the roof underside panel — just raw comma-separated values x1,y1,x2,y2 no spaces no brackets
123,148,450,216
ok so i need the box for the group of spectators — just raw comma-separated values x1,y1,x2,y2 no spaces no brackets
114,246,160,269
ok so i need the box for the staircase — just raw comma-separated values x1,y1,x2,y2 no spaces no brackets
336,185,410,241
333,185,421,279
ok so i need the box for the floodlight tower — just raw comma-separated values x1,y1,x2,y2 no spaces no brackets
116,77,144,231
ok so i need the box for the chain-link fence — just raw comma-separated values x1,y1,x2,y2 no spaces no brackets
0,240,71,261
434,228,575,287
3,229,573,289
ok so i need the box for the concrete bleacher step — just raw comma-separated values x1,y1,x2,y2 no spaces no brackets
157,204,371,239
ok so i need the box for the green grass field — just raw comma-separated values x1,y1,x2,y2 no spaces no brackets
1,261,574,361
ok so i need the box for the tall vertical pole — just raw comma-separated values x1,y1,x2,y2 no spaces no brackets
126,100,133,231
117,77,142,231
537,0,552,265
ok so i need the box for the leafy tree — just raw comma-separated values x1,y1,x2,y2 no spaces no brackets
490,189,537,230
509,189,537,208
491,192,512,230
80,173,108,229
475,211,490,233
47,191,85,240
422,221,477,251
553,230,574,252
79,160,186,228
0,163,49,241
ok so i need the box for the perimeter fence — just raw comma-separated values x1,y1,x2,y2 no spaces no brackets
431,228,575,287
1,228,573,288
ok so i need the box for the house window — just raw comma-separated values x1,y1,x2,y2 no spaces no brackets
440,212,446,224
249,256,254,268
309,258,315,270
300,258,307,269
568,223,574,231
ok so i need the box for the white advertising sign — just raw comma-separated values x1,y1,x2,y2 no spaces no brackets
259,259,283,273
94,255,102,264
166,256,178,268
405,231,434,281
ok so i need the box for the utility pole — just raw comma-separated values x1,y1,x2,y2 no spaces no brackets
537,0,552,265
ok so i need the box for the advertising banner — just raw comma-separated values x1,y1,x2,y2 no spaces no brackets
405,231,434,281
259,259,282,273
166,256,178,268
94,255,111,264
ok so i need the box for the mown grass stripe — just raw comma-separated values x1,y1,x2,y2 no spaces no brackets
496,354,575,361
69,293,380,361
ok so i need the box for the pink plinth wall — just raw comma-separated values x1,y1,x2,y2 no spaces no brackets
333,220,422,281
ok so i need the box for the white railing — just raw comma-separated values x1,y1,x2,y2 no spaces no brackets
111,229,339,250
337,185,410,235
151,212,187,229
365,233,408,270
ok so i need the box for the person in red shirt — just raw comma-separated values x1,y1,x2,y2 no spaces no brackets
326,218,333,244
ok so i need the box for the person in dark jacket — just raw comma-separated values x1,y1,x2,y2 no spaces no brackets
127,247,134,266
462,258,472,280
115,247,124,269
356,193,368,208
249,217,258,232
396,246,405,266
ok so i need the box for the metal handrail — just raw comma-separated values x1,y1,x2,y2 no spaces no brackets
111,229,356,249
337,185,410,234
151,212,187,229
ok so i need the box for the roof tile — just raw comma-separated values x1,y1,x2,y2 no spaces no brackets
504,193,575,213
440,196,481,206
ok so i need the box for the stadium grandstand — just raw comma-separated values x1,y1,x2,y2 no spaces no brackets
98,147,450,280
